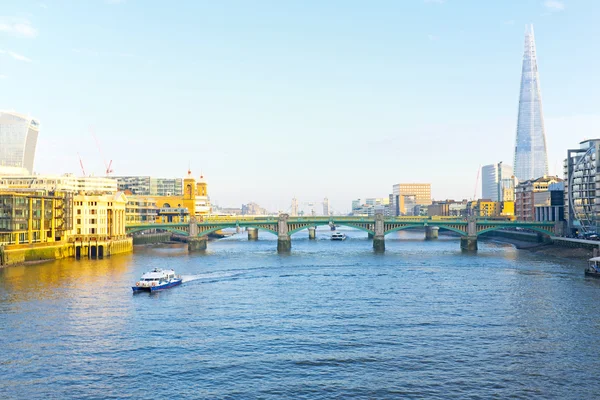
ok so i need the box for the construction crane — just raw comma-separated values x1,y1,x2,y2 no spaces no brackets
473,165,481,200
77,153,86,176
89,126,113,176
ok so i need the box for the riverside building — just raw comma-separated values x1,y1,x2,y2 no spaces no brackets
564,139,600,235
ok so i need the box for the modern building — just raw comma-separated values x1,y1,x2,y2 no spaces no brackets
291,198,299,216
534,181,564,222
115,176,183,196
124,196,159,225
482,162,515,202
0,190,72,246
0,111,40,174
564,139,600,235
323,197,330,216
513,25,549,182
391,183,431,215
0,174,117,194
515,176,562,221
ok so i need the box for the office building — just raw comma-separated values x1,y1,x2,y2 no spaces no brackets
0,174,117,194
323,197,330,216
534,182,564,222
513,25,549,182
115,176,183,196
0,111,40,174
392,184,431,215
482,162,514,202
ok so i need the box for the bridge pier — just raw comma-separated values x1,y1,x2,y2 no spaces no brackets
308,227,316,240
248,228,258,241
460,236,477,252
425,226,439,240
373,213,385,253
278,214,291,253
188,236,207,252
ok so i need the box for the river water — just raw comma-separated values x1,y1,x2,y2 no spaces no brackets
1,229,599,399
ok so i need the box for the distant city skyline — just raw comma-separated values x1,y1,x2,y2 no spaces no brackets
1,1,599,212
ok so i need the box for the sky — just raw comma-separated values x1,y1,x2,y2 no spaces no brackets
1,0,599,213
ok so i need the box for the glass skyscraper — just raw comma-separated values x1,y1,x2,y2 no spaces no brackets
513,25,549,183
0,111,40,174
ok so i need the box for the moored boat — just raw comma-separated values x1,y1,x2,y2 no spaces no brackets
585,257,600,278
331,232,346,241
132,268,183,292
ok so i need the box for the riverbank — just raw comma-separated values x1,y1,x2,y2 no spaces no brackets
485,236,593,260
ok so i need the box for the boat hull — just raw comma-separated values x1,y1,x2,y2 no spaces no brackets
132,278,183,292
585,270,600,279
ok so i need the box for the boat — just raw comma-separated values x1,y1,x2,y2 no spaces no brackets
585,257,600,278
132,268,183,292
331,232,346,241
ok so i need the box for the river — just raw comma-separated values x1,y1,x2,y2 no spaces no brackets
1,229,599,399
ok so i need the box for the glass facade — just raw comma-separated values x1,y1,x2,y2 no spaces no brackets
565,140,600,234
482,162,514,201
0,111,40,174
513,25,549,183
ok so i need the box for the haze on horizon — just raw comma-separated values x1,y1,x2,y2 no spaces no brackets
1,0,599,213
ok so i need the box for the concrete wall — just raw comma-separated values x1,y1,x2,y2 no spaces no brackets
0,238,133,267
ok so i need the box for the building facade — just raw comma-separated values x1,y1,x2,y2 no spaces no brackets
482,162,514,202
515,176,562,221
0,111,40,174
513,25,549,182
392,183,431,216
115,176,183,196
534,182,564,222
0,174,117,194
0,190,72,246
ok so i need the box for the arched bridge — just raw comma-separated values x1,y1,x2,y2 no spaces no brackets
126,214,557,253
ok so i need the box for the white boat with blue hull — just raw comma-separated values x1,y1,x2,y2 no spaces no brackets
331,232,347,241
132,268,183,292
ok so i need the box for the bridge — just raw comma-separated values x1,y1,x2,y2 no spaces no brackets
125,214,558,253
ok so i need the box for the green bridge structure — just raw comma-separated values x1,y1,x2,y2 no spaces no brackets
125,214,560,253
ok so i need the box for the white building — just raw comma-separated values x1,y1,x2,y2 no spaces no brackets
0,174,118,194
0,111,40,174
482,162,514,202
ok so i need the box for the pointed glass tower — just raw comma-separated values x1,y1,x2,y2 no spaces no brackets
513,24,549,183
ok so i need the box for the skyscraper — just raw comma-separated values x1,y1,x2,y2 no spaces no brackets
513,25,549,182
482,162,514,202
0,111,40,174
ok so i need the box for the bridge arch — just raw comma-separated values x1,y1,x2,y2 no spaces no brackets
127,226,190,236
384,224,467,236
197,224,278,238
476,226,554,237
287,222,374,236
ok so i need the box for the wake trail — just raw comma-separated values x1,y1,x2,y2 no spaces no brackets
181,271,242,283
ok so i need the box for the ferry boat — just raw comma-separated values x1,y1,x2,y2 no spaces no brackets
331,232,347,241
132,268,183,292
585,257,600,278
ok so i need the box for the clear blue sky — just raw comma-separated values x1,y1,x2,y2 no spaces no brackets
1,0,599,212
